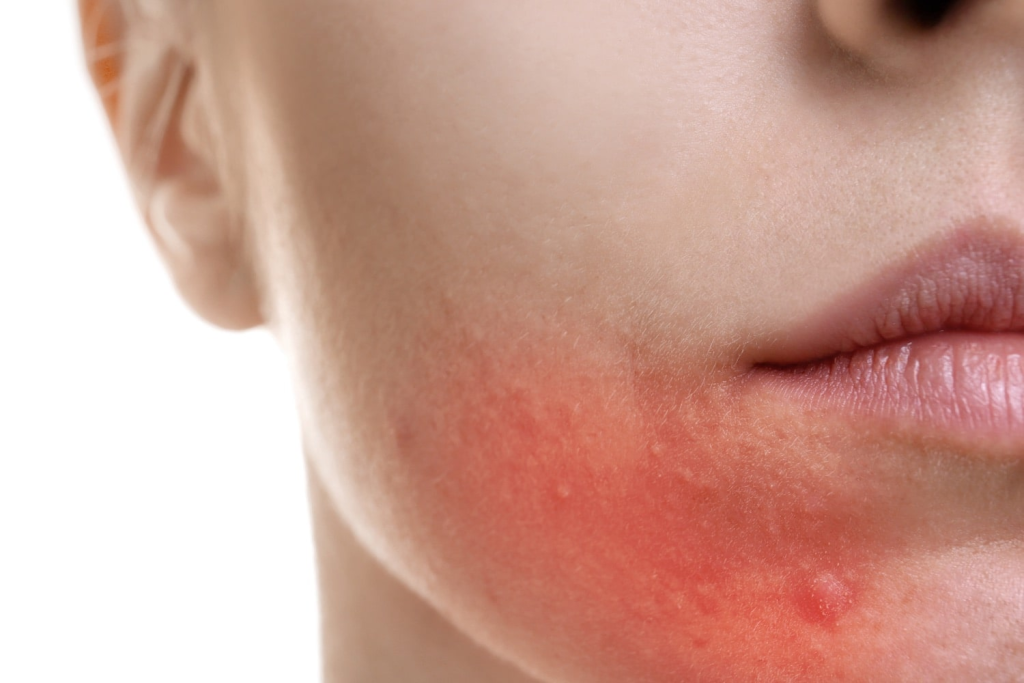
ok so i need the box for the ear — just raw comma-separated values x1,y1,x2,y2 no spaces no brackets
79,0,264,331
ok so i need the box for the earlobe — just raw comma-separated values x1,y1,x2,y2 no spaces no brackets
149,171,265,332
79,0,265,331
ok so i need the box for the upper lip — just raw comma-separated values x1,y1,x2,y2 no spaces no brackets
757,222,1024,367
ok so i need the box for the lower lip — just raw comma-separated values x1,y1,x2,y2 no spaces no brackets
749,332,1024,445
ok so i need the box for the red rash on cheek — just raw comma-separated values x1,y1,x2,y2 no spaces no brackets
391,335,888,681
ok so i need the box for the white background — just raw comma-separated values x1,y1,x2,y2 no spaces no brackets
0,5,319,681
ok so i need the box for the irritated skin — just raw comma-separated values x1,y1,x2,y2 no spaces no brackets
344,316,1024,682
191,0,1024,680
388,328,878,681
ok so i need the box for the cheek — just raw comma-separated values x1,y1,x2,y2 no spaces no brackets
384,331,889,682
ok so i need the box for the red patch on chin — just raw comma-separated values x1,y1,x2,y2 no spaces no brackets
390,335,877,681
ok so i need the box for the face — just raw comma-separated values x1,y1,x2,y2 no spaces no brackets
198,1,1024,680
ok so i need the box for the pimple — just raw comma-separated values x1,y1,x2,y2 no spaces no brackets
795,571,856,627
410,329,888,676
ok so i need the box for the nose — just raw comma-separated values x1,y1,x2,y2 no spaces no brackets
817,0,1024,72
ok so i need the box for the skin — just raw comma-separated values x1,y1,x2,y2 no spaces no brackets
81,0,1024,680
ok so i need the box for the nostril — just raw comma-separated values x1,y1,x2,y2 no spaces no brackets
817,0,981,72
890,0,961,29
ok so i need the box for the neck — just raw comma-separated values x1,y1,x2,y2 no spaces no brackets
307,468,540,683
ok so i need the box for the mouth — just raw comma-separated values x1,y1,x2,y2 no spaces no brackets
748,223,1024,451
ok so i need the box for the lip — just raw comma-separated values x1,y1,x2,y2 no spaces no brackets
747,224,1024,447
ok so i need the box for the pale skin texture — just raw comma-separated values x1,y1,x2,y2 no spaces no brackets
81,1,1024,680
